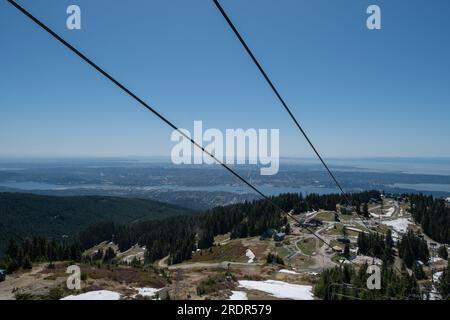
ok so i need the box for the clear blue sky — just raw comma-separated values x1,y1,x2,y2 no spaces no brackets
1,0,449,158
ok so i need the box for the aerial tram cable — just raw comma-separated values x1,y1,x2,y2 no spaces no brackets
212,0,381,232
212,0,350,204
6,0,355,263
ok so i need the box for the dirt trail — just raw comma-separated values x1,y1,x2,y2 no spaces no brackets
0,264,49,300
158,255,169,268
167,261,263,271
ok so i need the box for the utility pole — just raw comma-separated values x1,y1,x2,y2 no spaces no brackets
174,268,182,300
379,198,383,226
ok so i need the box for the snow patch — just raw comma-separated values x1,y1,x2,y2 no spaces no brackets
279,269,299,275
433,271,443,283
382,217,412,236
134,287,160,298
245,249,255,263
229,291,248,300
61,290,121,300
238,280,313,300
305,210,317,217
430,271,444,300
123,252,144,264
384,207,395,217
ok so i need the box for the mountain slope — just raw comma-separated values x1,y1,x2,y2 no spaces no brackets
0,192,194,255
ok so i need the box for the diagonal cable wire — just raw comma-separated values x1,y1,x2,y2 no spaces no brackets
212,0,349,204
212,0,382,233
6,0,354,261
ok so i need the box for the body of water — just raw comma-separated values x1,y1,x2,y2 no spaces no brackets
389,183,450,193
0,181,339,196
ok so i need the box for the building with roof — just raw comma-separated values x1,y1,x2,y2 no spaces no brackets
273,232,286,242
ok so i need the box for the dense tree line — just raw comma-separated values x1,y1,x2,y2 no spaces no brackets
438,265,450,299
398,230,430,268
0,192,194,257
1,191,382,268
438,245,448,260
314,263,421,300
78,217,197,265
284,190,381,214
0,237,82,273
409,194,450,244
76,191,382,265
357,230,394,263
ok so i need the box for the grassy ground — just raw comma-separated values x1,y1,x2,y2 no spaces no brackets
214,233,231,244
323,223,359,237
190,239,269,263
275,246,290,260
314,211,335,221
297,238,317,256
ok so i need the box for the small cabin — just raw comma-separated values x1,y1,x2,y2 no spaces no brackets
273,232,286,242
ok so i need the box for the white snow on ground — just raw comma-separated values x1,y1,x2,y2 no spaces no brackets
305,210,317,218
431,257,444,263
382,217,413,235
433,271,443,283
134,287,160,298
61,290,121,300
229,291,248,300
245,249,255,263
384,207,395,217
430,271,444,300
279,269,299,275
345,227,366,234
238,280,313,300
446,197,450,203
123,252,145,264
369,212,378,218
370,206,395,219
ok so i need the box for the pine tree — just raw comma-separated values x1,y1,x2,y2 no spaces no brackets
412,263,425,280
103,247,116,263
197,229,214,249
438,246,448,260
285,223,291,235
22,256,32,270
343,244,350,259
6,239,19,259
362,203,369,218
438,266,450,299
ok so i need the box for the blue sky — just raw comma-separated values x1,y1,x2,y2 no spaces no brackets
1,0,449,158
